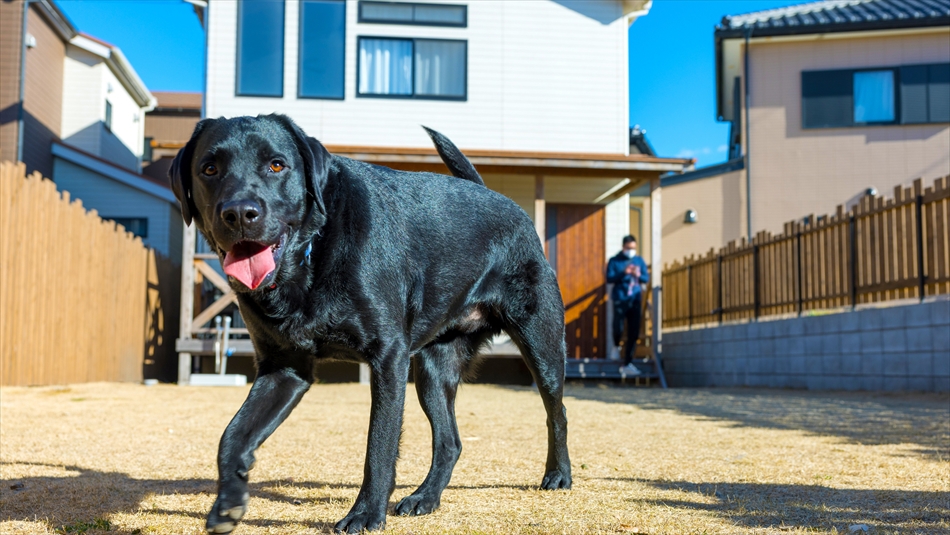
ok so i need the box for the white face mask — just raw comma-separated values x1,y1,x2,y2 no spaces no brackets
623,249,636,258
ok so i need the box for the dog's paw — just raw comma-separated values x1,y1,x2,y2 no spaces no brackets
540,469,572,490
206,491,249,534
394,493,441,516
333,508,387,533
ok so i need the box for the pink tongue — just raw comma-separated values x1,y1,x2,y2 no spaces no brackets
223,242,275,289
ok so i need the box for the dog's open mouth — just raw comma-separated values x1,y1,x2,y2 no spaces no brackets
222,233,286,290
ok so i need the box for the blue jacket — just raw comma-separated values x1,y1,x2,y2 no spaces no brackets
606,251,649,304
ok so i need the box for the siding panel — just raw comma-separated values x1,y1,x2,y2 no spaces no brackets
53,158,174,257
207,0,629,154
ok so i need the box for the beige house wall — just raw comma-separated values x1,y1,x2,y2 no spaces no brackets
656,169,746,267
741,29,950,235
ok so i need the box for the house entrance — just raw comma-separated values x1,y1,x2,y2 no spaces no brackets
545,203,607,360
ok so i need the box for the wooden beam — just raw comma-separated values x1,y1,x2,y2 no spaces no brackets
195,259,230,293
534,175,545,245
191,291,237,332
649,178,668,388
178,224,195,385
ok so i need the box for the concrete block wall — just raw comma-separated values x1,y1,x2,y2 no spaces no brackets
662,299,950,392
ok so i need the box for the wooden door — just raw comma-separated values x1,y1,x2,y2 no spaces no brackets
546,204,606,360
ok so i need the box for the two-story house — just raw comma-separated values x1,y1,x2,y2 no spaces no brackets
661,0,950,265
0,0,186,259
177,0,693,381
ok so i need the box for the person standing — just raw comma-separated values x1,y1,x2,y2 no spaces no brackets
606,235,649,375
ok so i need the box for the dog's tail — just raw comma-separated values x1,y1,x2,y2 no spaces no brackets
422,126,485,186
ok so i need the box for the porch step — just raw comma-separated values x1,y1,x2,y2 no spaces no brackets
565,358,659,380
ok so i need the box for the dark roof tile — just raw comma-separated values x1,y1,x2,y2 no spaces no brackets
717,0,949,36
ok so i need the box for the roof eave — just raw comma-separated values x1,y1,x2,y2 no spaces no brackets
32,0,78,42
714,16,950,121
69,35,156,110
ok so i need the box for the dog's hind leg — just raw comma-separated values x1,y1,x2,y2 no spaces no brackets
503,278,572,490
394,336,475,516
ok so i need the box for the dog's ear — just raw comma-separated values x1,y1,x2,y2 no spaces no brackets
169,119,213,226
270,114,330,218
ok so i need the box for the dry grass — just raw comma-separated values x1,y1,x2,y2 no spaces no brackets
1,381,947,535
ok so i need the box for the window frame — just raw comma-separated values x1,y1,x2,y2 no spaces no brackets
356,36,467,101
357,1,467,28
104,100,112,131
104,217,148,239
235,0,286,98
802,62,950,129
297,0,347,100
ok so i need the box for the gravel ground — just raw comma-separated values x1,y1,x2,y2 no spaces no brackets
1,381,947,535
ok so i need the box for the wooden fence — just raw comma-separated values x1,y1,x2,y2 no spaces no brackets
664,176,950,328
0,161,178,386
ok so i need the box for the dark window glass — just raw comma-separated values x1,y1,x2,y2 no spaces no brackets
414,40,465,98
805,63,950,128
105,100,112,131
299,0,346,99
802,69,853,128
357,37,466,100
361,2,413,22
900,64,929,124
929,63,950,123
237,0,285,97
107,217,148,238
359,1,466,27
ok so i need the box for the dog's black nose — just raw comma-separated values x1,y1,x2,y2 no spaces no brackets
220,200,264,230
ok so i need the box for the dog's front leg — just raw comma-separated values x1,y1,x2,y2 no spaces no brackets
334,354,410,533
207,366,311,534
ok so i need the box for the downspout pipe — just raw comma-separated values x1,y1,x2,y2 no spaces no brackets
17,0,31,163
743,26,752,241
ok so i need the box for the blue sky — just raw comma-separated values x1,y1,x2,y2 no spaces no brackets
58,0,799,168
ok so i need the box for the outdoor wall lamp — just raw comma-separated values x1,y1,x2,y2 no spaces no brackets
684,209,698,224
866,187,877,196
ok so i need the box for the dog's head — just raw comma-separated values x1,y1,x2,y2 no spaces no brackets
169,114,330,292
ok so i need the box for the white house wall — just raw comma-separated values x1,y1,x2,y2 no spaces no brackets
62,47,104,155
206,0,630,154
61,46,144,171
101,64,145,167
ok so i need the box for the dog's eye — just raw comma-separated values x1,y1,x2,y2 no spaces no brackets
202,163,218,176
269,161,285,173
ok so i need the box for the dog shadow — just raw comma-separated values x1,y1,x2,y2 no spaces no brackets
0,461,536,533
0,461,351,533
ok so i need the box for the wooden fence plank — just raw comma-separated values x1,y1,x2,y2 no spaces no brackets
0,162,154,386
663,176,950,326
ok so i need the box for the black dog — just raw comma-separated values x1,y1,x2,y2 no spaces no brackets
169,114,571,533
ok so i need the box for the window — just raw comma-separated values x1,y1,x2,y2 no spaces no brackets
236,0,285,97
358,37,466,99
900,63,950,124
358,1,466,27
105,100,112,131
299,0,346,99
802,63,950,128
106,217,148,238
853,70,895,124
